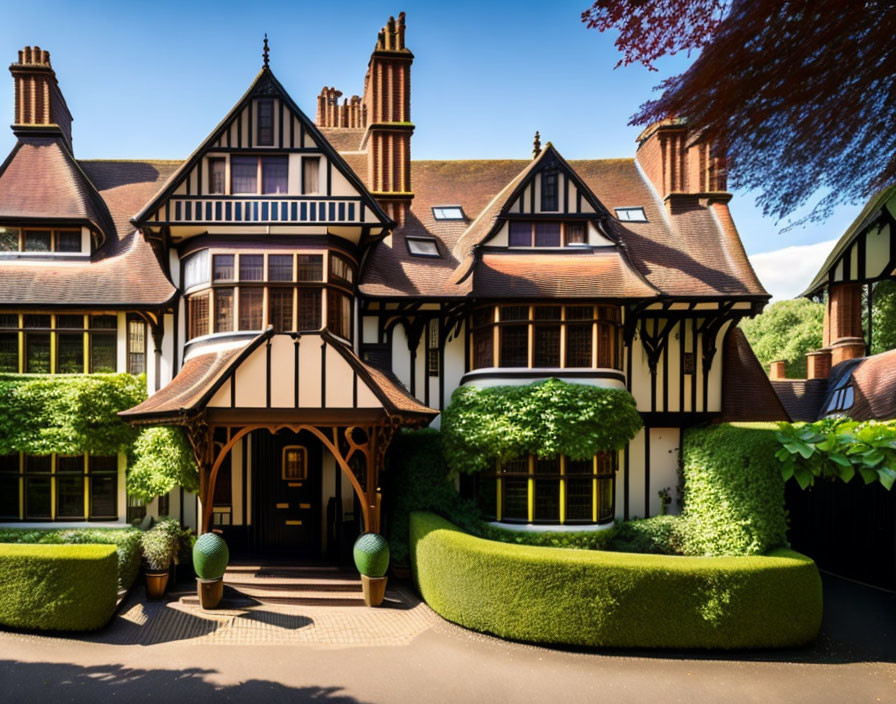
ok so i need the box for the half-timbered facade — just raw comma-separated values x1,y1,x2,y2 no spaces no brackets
0,14,773,553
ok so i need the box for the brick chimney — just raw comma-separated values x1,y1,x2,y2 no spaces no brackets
769,360,787,380
9,46,73,152
316,87,366,129
361,12,414,224
806,348,832,380
635,119,727,205
824,282,866,365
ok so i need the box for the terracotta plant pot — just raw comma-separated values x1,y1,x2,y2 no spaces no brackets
145,570,170,600
361,574,388,607
197,577,224,610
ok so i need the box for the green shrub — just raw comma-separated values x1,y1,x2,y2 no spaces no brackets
682,423,788,556
477,523,616,551
353,533,390,577
0,527,141,590
441,379,643,474
410,512,822,649
140,524,177,572
193,532,229,580
383,428,482,565
127,427,199,502
0,543,118,631
607,515,687,554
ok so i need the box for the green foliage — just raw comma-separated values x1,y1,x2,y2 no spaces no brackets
682,423,788,556
0,373,146,455
865,279,896,355
477,523,616,551
441,379,642,475
607,515,687,555
0,527,141,590
140,523,178,572
775,419,896,491
353,533,390,577
741,299,823,379
0,543,118,631
193,532,229,580
410,512,822,649
383,429,483,565
127,427,199,502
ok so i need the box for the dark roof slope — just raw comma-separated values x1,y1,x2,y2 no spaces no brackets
720,326,791,422
770,379,828,422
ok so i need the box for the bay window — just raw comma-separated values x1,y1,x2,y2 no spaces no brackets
469,304,621,370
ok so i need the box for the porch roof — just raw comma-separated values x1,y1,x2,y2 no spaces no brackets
120,328,437,424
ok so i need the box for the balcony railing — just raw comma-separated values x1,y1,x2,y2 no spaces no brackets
160,196,365,225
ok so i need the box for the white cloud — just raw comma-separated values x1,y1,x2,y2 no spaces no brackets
748,239,839,302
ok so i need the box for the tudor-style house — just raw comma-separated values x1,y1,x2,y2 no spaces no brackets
0,15,772,555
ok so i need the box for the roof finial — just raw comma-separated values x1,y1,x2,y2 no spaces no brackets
533,131,542,159
262,33,270,69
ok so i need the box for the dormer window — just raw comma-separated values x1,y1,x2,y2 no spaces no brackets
541,169,559,211
508,221,585,248
0,227,82,254
614,207,647,222
432,206,465,221
406,236,439,257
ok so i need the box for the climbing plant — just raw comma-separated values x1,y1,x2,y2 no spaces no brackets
0,373,146,455
441,378,642,475
127,427,200,503
775,419,896,491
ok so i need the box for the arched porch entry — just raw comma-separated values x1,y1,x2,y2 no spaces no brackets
119,330,439,548
196,418,396,535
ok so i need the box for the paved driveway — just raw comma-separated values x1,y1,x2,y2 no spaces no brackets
0,575,893,704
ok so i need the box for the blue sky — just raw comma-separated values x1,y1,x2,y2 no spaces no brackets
0,0,863,296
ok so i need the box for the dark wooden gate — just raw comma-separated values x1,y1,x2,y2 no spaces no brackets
251,429,322,557
786,479,896,590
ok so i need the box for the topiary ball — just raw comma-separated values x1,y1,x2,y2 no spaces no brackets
353,533,390,577
193,532,229,580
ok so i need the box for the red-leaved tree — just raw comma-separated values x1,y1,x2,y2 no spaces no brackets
582,0,896,223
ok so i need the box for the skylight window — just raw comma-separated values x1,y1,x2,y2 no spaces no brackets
432,206,465,221
406,237,440,257
614,207,648,222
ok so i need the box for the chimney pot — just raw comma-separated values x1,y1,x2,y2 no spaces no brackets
806,348,832,380
769,360,787,380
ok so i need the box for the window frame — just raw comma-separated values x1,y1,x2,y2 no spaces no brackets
0,227,84,254
406,236,440,258
506,220,591,248
614,207,648,223
431,206,466,221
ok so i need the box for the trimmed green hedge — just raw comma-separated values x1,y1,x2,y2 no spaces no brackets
0,543,119,631
0,528,142,590
411,512,822,649
682,423,788,556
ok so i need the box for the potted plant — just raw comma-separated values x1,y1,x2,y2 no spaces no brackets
141,525,176,599
193,532,229,609
353,532,390,607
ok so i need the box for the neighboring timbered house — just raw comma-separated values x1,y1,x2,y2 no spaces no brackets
0,15,773,554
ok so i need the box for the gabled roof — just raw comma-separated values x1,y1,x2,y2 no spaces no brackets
451,144,612,262
0,136,116,244
356,156,769,300
132,68,392,231
801,184,896,297
120,328,436,422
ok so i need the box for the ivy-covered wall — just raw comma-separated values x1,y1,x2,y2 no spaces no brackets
441,379,643,474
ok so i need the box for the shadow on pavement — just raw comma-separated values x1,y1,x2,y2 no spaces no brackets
0,661,367,704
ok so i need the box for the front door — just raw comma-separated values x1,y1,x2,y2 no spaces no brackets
252,429,322,556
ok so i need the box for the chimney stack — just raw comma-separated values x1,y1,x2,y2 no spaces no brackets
806,348,832,380
362,11,414,224
634,119,727,204
9,46,73,152
769,360,787,380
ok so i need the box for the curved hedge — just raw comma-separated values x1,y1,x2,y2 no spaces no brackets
0,543,118,631
410,512,822,649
